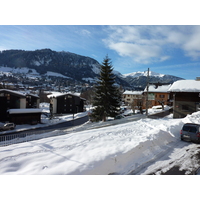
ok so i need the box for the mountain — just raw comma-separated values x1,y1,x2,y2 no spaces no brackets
0,49,184,90
122,70,184,89
124,71,165,78
0,49,100,80
0,49,130,87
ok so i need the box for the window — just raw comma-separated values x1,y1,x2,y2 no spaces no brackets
183,125,197,133
190,127,197,133
159,95,165,98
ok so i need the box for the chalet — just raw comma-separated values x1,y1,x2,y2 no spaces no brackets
168,80,200,118
123,91,143,105
144,84,171,108
48,92,86,114
0,89,41,124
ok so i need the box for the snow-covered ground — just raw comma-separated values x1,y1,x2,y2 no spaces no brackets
1,105,200,175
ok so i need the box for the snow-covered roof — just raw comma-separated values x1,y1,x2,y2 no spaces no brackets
0,89,39,98
168,80,200,92
47,92,86,100
47,92,63,98
26,93,39,98
0,89,26,97
123,91,143,95
144,84,171,93
8,108,42,114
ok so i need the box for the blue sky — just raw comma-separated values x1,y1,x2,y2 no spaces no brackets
0,25,200,79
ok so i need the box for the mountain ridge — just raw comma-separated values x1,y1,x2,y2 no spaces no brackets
0,49,184,89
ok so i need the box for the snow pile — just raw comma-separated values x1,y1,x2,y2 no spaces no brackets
1,111,200,175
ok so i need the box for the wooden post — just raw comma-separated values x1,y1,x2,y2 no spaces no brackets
146,68,150,117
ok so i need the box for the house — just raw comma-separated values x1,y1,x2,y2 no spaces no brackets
0,89,41,124
168,80,200,118
144,84,171,109
48,92,86,114
0,89,26,121
123,91,143,105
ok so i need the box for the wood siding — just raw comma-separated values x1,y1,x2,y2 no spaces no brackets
55,94,85,114
172,92,200,118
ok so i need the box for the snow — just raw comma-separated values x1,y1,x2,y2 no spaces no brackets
91,64,100,74
123,70,165,78
2,104,200,175
82,77,96,83
0,66,40,75
144,84,171,93
45,71,70,79
9,108,42,114
0,89,26,97
168,80,200,92
47,91,82,98
123,90,143,95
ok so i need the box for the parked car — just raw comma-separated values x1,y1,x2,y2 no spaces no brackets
0,123,16,131
180,123,200,143
114,115,125,120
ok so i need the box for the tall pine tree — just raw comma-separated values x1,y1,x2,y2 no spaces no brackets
91,55,122,122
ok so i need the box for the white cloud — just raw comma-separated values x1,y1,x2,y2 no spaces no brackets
80,29,91,37
103,26,170,64
103,25,200,64
181,26,200,59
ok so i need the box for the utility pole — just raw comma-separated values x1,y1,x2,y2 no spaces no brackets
146,68,150,117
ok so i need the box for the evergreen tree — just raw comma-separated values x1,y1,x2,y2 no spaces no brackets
91,55,122,122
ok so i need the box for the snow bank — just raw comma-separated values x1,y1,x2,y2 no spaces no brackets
1,111,200,175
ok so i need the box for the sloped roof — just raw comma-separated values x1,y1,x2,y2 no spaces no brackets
123,91,143,95
168,80,200,92
0,89,26,97
144,84,171,93
0,89,39,98
47,92,86,101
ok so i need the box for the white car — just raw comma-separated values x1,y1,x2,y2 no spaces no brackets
0,123,16,131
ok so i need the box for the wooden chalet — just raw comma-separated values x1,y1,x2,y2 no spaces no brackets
48,92,86,114
168,80,200,118
0,89,41,124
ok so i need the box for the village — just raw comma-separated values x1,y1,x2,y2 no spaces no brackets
1,78,200,128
